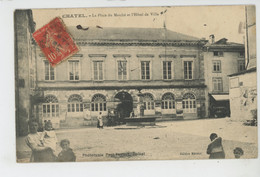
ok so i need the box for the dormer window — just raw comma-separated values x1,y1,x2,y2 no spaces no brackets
213,51,224,57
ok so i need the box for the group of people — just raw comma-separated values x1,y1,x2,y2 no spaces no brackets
206,133,244,159
26,119,244,162
25,120,76,162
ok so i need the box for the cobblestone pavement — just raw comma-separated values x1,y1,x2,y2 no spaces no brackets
16,118,258,162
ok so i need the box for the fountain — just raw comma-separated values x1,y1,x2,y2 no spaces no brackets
124,91,159,126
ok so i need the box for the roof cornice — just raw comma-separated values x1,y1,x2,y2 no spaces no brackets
202,44,245,52
76,40,207,47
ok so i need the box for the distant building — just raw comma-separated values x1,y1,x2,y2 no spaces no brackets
15,10,36,136
229,5,257,122
204,36,245,117
34,27,208,128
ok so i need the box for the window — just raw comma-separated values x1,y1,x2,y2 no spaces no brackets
238,60,245,72
141,61,150,80
117,61,127,80
213,60,221,72
44,61,55,80
239,51,245,58
163,61,173,79
67,94,83,112
93,61,103,80
213,51,224,57
213,77,223,92
91,94,106,112
30,75,35,89
182,93,196,113
161,93,175,109
143,93,154,110
42,95,59,118
68,61,79,80
184,61,193,80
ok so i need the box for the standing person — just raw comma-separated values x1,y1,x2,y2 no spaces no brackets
97,112,103,129
40,121,58,155
25,120,57,162
43,120,47,130
57,139,76,162
107,109,112,127
206,133,225,159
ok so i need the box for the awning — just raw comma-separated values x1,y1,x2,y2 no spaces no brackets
211,94,229,101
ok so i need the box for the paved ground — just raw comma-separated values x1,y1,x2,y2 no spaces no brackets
16,118,258,162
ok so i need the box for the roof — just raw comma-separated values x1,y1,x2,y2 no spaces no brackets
228,67,256,77
67,26,200,41
204,38,244,48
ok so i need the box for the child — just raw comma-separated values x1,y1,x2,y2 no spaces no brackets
233,147,244,159
206,133,225,159
58,139,76,162
40,121,57,155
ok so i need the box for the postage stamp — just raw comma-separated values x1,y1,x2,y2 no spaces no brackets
32,17,79,67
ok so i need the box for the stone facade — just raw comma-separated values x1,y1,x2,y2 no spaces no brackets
37,87,206,128
33,27,208,128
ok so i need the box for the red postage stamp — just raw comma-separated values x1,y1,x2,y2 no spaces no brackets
33,17,79,67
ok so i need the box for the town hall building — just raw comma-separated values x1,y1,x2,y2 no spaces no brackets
33,27,208,128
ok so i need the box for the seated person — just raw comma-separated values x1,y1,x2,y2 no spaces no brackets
25,121,56,162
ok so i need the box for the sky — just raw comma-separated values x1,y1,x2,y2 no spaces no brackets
32,6,246,43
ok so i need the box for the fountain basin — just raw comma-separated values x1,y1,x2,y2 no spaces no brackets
124,116,159,126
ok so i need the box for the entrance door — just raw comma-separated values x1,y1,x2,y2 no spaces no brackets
67,94,84,117
115,91,133,119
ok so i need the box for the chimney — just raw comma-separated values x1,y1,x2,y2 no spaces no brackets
209,34,215,44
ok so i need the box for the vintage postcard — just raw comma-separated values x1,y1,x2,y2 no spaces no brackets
15,5,257,163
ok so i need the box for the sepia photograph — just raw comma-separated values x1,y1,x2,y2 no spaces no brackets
14,5,257,163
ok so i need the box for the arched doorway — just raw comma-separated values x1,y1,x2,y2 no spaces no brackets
67,94,84,117
42,95,59,118
161,92,176,115
182,93,197,114
115,91,133,119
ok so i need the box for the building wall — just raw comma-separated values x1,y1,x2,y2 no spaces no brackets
35,42,206,128
36,44,204,83
39,87,206,128
15,10,35,136
228,6,256,122
229,71,257,121
246,5,256,69
204,51,245,94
